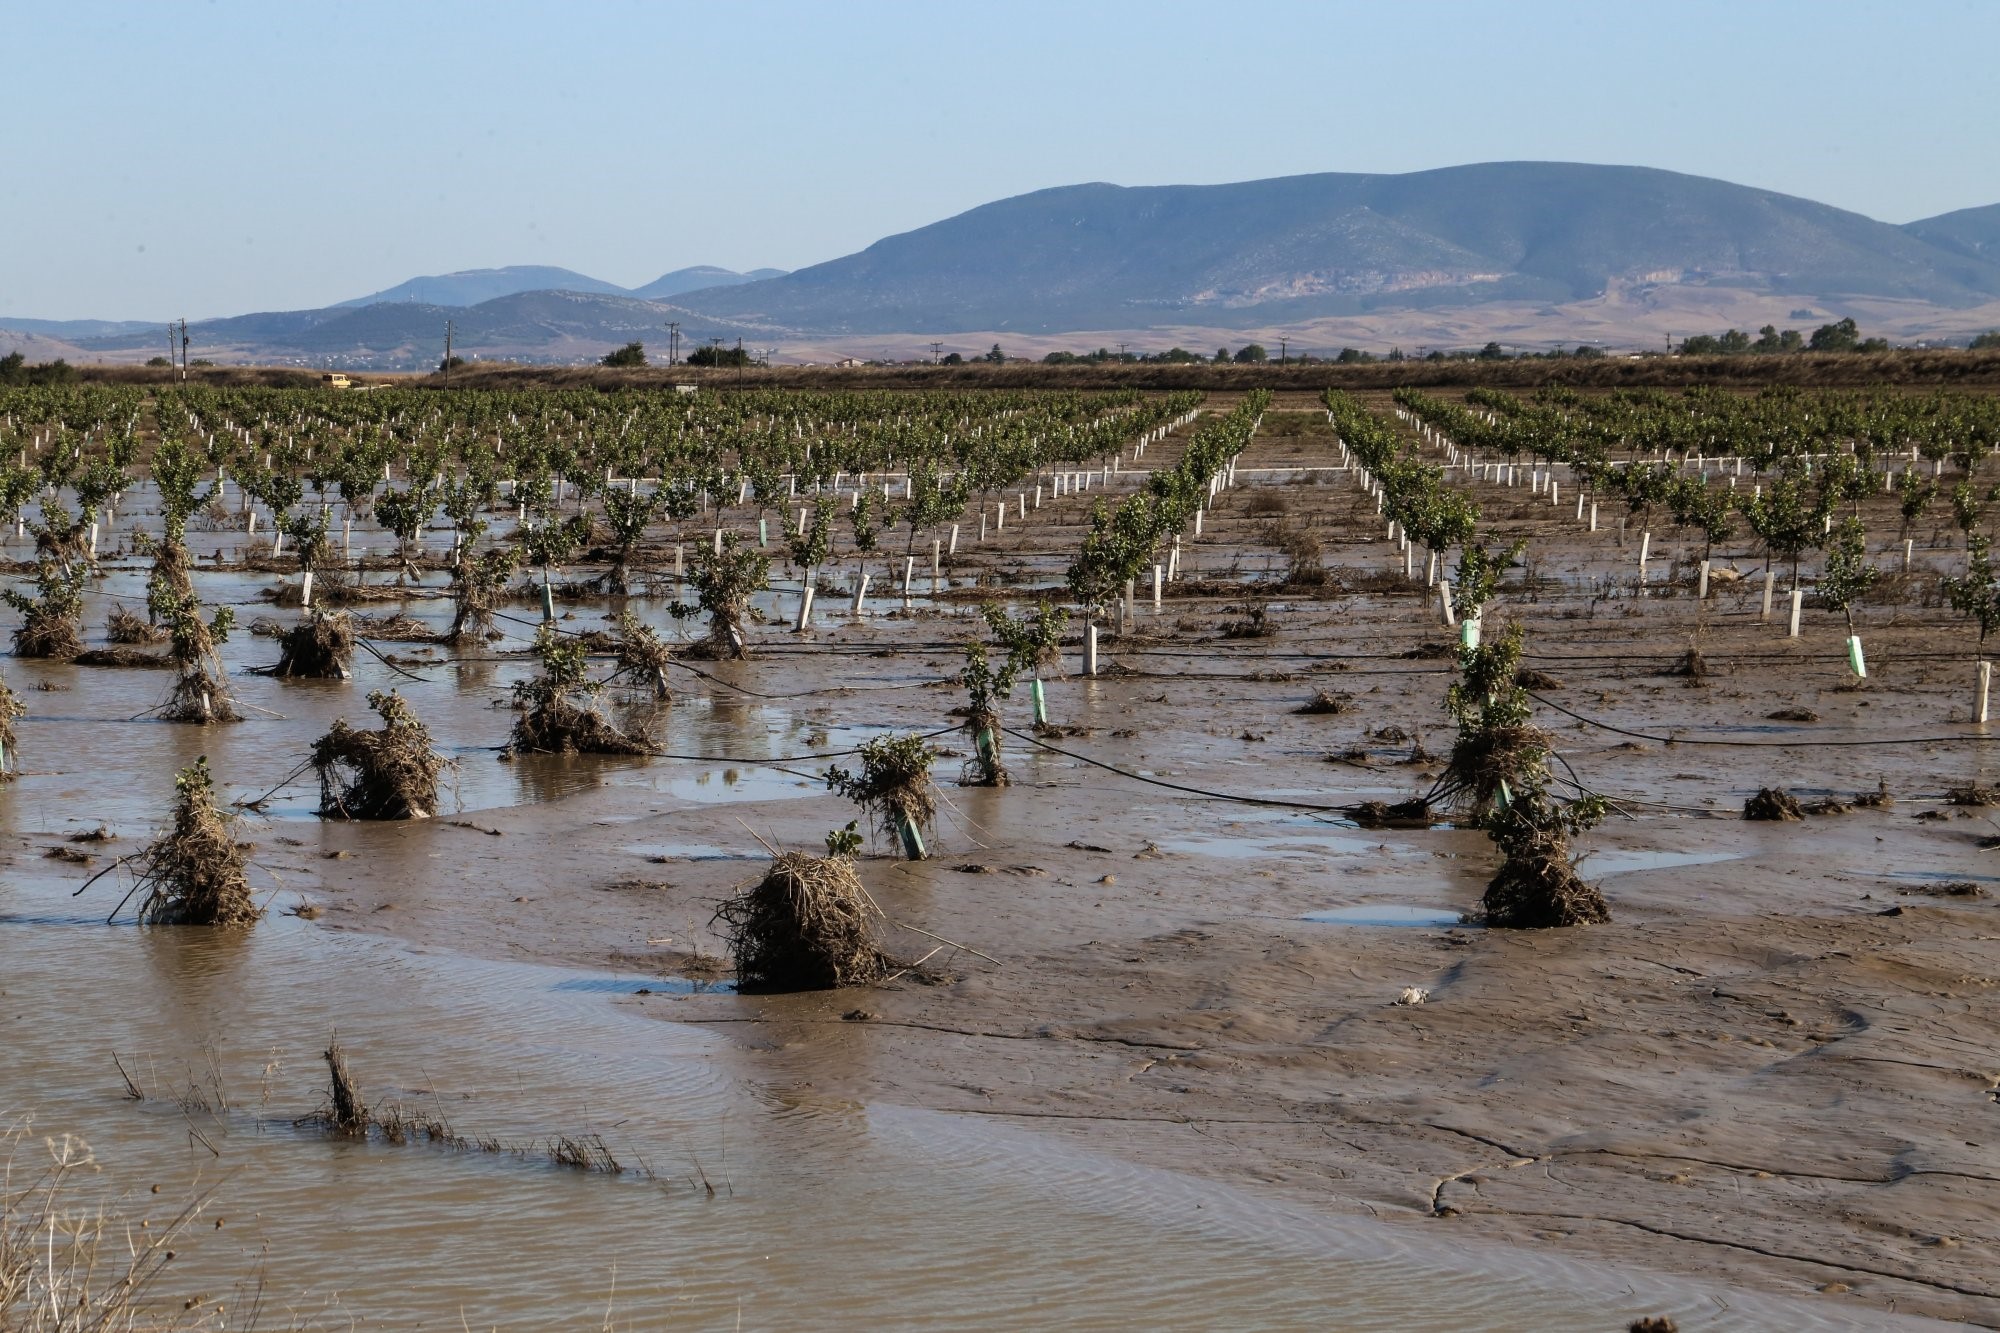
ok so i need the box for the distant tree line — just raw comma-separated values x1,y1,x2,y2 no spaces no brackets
1678,318,1889,356
0,352,76,385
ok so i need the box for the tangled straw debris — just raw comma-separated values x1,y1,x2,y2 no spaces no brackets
311,690,452,819
105,605,166,644
714,852,893,992
1294,689,1351,715
265,610,355,679
129,757,258,926
1744,787,1806,821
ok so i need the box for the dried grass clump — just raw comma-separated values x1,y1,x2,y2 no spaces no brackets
1437,723,1553,816
1295,689,1350,715
266,609,355,679
1946,784,1997,807
312,690,452,819
73,646,169,668
1221,603,1275,638
351,613,440,642
1744,787,1805,820
15,618,84,659
130,757,258,926
1514,667,1563,690
1852,781,1894,808
1479,800,1611,928
1347,797,1433,828
105,605,166,644
1266,520,1326,587
714,852,891,991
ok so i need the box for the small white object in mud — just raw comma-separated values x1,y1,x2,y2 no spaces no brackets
1395,987,1429,1006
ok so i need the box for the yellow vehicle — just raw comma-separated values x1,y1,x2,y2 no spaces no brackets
321,373,352,389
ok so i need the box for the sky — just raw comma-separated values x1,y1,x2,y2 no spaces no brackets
3,0,1996,321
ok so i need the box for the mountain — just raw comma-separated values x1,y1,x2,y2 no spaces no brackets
333,265,631,308
675,163,2000,334
70,290,762,369
332,264,790,308
0,317,162,341
1903,203,2000,262
630,266,787,300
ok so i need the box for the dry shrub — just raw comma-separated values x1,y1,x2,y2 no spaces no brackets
105,605,165,644
1744,787,1805,820
311,690,452,819
613,610,673,700
1852,781,1894,808
1436,723,1552,815
322,1040,369,1135
1245,491,1289,517
508,627,657,756
0,678,26,778
1295,689,1350,715
1221,603,1275,638
826,733,940,859
1947,784,1997,806
130,757,258,926
713,852,891,991
267,610,355,679
1,1124,215,1330
1670,646,1709,687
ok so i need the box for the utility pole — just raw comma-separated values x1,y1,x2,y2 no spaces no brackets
666,321,680,366
1280,336,1289,365
442,320,455,375
928,341,942,365
165,326,175,379
736,338,746,384
179,319,190,381
1117,342,1128,360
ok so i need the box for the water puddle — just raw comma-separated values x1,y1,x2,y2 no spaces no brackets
551,975,734,995
1304,904,1470,927
1583,849,1748,877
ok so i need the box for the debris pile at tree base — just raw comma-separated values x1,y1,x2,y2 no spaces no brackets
714,852,892,992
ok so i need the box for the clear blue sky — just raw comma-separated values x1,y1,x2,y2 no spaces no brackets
4,0,1995,320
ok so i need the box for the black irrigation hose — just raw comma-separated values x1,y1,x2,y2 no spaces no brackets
1526,689,1998,749
1000,725,1360,815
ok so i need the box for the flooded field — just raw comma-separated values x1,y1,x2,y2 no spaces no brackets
3,385,1997,1327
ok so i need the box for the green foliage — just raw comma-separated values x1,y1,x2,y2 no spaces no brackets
825,822,864,858
825,732,940,858
1897,469,1938,537
1451,539,1524,622
1943,536,2000,652
1739,473,1826,582
601,341,647,369
686,343,752,367
1817,517,1878,632
788,500,833,571
671,533,769,658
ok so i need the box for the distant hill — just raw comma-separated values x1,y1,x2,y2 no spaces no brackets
333,266,632,308
676,163,2000,334
1903,203,2000,262
71,290,763,369
333,263,789,308
630,266,788,300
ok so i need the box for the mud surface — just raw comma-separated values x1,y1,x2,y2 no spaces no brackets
4,392,1997,1327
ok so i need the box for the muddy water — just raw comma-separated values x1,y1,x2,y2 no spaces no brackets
0,506,1957,1328
1,866,1921,1331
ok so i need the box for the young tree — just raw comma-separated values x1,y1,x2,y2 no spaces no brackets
602,342,647,368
